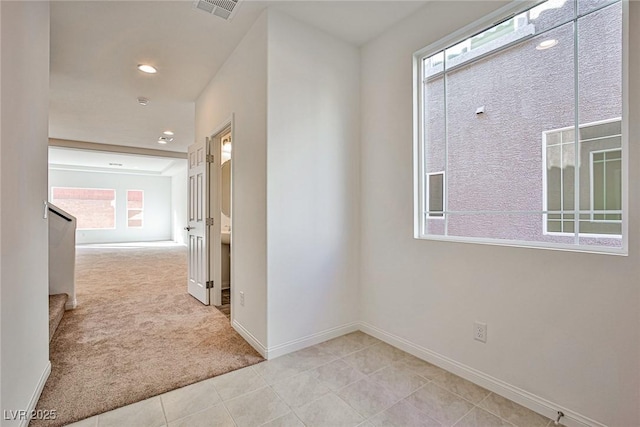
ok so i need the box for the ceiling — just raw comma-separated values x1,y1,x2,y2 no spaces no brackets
49,146,185,176
49,1,428,154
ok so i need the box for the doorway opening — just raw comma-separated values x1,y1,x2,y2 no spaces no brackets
218,128,232,318
186,117,234,320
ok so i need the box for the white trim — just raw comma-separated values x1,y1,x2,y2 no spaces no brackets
65,298,77,310
417,233,625,256
266,322,359,360
232,319,267,359
19,361,51,427
48,138,187,159
413,51,422,238
358,322,607,427
620,0,629,254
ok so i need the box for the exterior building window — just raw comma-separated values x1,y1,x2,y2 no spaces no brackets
51,187,116,230
414,0,625,253
591,150,622,222
544,119,622,236
427,172,445,218
127,190,144,228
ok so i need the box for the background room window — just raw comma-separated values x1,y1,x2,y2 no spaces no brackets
427,172,445,218
127,190,144,228
414,0,625,253
51,187,116,230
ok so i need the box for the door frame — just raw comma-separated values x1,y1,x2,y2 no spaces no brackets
208,115,234,309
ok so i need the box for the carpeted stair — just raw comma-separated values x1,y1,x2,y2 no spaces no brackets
49,294,68,343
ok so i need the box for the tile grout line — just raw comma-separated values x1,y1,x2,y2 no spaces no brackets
158,395,169,427
211,382,240,427
450,404,477,427
219,394,239,427
401,382,457,426
471,394,517,427
474,392,544,427
361,377,436,422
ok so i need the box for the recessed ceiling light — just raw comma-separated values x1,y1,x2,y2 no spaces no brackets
137,64,157,74
158,136,173,144
163,130,174,136
157,139,168,145
536,39,558,50
137,97,149,106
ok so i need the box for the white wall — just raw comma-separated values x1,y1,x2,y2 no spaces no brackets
266,10,360,351
359,2,640,426
48,170,172,244
0,1,51,424
196,12,268,349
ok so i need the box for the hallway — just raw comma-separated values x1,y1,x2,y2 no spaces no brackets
35,243,262,426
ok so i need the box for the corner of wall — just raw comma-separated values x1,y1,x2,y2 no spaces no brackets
264,8,361,350
1,1,51,423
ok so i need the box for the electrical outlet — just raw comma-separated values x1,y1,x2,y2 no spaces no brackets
239,291,245,306
474,321,487,343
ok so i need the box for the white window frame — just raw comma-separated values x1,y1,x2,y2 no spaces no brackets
51,187,117,231
413,0,628,255
426,171,445,219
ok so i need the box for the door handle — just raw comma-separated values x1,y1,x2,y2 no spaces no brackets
184,226,194,231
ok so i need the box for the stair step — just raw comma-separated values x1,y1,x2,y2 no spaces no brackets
49,293,68,342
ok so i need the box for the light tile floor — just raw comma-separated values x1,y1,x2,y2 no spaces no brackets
66,332,558,427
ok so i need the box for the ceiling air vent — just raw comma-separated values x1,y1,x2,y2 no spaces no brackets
193,0,240,21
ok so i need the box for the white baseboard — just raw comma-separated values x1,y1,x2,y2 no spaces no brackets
358,322,606,427
19,361,51,427
232,319,268,358
266,322,359,360
65,298,77,310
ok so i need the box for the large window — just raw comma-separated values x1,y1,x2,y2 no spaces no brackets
51,187,116,230
414,0,625,253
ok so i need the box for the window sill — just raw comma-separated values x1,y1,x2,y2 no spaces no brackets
415,234,628,256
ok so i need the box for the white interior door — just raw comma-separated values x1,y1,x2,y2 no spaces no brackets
187,139,210,305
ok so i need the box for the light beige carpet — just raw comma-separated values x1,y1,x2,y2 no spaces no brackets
34,244,262,427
